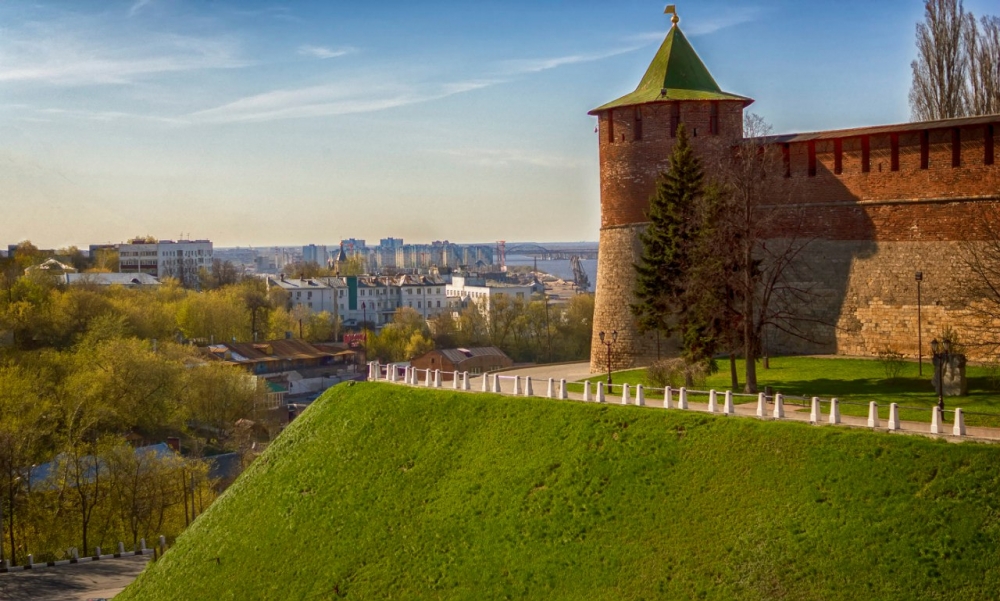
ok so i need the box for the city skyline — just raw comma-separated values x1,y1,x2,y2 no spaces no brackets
2,0,996,248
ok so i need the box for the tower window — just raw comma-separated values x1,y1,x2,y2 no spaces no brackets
861,136,870,173
920,130,929,169
834,139,843,175
634,107,643,141
782,144,791,178
890,133,900,171
952,127,961,168
987,125,995,166
607,110,614,144
670,103,680,138
807,141,816,177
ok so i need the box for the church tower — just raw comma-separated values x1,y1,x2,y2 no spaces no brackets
589,7,753,372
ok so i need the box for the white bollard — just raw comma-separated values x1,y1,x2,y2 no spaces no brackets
453,371,460,390
708,390,718,413
514,376,521,395
374,361,381,381
95,547,101,558
463,372,470,391
867,401,880,428
547,378,554,399
434,369,442,388
829,398,841,424
367,362,375,381
524,377,534,397
678,387,688,410
809,397,820,423
664,386,672,409
723,390,734,415
425,369,433,387
72,548,79,560
27,554,33,567
931,406,943,434
596,382,606,403
756,392,767,417
584,381,592,402
621,383,630,405
559,379,568,399
953,408,966,436
636,384,645,406
482,373,489,392
140,538,147,551
118,542,125,555
888,403,900,431
493,374,501,393
389,365,397,383
773,393,785,419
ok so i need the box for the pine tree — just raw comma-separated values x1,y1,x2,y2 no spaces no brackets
632,124,723,375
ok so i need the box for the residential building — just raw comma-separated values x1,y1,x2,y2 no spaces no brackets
302,245,328,266
267,276,337,314
446,275,533,314
118,239,212,287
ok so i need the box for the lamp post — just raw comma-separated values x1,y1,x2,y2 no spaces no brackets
599,330,617,388
931,337,951,416
915,272,923,375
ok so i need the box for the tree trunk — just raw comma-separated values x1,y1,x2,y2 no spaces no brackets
743,254,758,393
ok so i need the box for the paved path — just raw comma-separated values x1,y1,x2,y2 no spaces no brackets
0,555,149,601
391,368,1000,443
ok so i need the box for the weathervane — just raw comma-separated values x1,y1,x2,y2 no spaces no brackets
665,4,679,26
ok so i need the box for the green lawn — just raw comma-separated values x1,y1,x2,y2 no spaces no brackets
119,382,1000,601
572,357,1000,427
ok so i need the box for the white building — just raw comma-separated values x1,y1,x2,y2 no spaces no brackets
119,239,213,287
267,276,337,314
446,275,533,314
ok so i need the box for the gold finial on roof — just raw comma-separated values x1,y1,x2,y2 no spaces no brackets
664,4,679,26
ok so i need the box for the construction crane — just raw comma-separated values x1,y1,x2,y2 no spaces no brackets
571,255,591,291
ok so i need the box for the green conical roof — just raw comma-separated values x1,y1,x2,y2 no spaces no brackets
588,25,751,114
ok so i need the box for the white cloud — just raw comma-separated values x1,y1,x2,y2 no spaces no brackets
190,78,500,124
499,46,641,75
297,45,355,60
128,0,154,17
0,21,248,86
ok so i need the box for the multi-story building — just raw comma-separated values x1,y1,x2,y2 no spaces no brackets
446,275,533,314
267,276,337,314
118,239,212,287
302,245,328,266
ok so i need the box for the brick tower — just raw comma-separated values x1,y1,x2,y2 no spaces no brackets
588,8,753,372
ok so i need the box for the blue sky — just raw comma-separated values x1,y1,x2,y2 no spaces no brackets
1,0,995,248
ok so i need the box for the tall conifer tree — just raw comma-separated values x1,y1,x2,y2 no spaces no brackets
632,124,722,374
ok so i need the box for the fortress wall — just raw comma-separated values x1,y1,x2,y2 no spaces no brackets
592,111,1000,371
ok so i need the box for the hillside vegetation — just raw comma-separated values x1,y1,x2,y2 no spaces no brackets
120,383,1000,600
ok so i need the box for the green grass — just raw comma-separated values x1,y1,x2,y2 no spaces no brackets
119,382,1000,601
573,357,1000,427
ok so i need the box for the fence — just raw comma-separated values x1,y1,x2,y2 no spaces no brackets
367,362,998,442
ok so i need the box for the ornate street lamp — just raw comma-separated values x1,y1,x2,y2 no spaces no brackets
931,337,951,415
599,330,617,388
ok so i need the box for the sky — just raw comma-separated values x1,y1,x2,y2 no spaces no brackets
1,0,996,249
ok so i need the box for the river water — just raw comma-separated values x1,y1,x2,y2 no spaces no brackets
505,255,598,291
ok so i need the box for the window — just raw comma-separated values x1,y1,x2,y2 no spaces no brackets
782,144,791,177
834,139,843,174
920,130,929,169
861,136,870,173
634,107,642,141
709,101,719,135
890,133,900,171
807,141,816,177
418,301,422,308
670,103,680,137
987,125,995,166
952,128,961,168
437,301,441,307
607,109,614,144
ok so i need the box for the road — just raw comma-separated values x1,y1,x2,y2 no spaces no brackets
0,555,149,601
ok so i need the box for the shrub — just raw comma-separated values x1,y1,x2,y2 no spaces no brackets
647,358,711,388
876,346,906,380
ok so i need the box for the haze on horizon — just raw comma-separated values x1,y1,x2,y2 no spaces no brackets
2,0,992,249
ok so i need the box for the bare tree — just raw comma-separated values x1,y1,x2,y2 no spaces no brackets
965,15,1000,116
712,114,820,393
958,206,1000,355
910,0,971,121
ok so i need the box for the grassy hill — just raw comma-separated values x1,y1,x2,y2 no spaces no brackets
119,382,1000,600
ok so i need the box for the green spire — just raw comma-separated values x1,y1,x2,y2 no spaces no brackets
589,23,751,114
